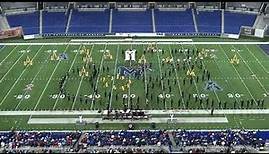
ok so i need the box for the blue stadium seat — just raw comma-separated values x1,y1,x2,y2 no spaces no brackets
196,10,221,33
224,11,256,34
5,10,258,35
6,12,39,35
43,11,68,33
155,9,195,33
69,10,109,33
112,9,153,33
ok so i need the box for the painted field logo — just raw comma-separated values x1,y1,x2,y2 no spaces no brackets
59,53,68,60
204,80,223,91
118,64,152,79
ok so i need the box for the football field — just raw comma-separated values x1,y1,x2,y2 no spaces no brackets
0,38,268,130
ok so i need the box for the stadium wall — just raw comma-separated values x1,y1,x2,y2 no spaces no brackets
39,32,221,38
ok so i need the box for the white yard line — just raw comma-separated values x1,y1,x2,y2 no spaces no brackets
0,46,27,84
30,43,71,115
191,44,221,105
14,63,45,110
127,44,132,109
72,44,94,110
108,45,119,110
15,46,47,110
218,45,258,106
0,45,44,107
142,44,148,108
191,44,232,120
168,45,186,109
233,116,242,129
52,45,83,110
179,44,203,108
0,70,28,106
156,44,166,109
232,45,268,93
90,44,106,110
244,45,269,74
0,45,6,53
0,45,17,65
210,44,241,108
72,77,84,110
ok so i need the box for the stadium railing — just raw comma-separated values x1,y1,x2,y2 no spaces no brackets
39,32,221,39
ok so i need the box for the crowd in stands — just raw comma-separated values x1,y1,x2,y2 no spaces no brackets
0,129,267,153
0,131,81,149
173,129,265,148
85,147,169,153
79,130,171,147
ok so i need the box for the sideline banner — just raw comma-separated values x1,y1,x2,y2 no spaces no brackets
114,33,164,37
0,26,23,39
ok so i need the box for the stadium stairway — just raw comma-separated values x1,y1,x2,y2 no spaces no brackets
65,8,73,33
152,9,156,33
39,10,42,34
253,14,260,28
168,132,177,147
73,132,83,152
109,9,113,33
253,13,267,29
221,9,224,34
192,8,198,33
0,14,10,30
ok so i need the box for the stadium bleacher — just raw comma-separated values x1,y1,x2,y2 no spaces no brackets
69,9,110,33
112,9,153,33
0,131,81,148
196,10,221,33
6,11,39,35
42,11,68,34
224,11,256,34
4,7,259,35
173,129,265,147
81,130,171,146
155,9,195,33
0,130,268,153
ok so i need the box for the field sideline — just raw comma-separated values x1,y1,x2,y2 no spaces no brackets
0,38,268,130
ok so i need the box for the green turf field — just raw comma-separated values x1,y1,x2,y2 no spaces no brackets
0,38,268,131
